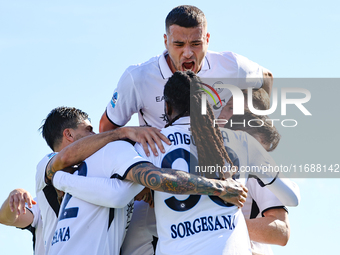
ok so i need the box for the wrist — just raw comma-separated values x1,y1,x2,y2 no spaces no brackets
112,127,126,140
215,179,226,197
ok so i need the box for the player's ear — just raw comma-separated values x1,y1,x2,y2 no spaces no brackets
206,32,210,45
164,34,168,50
63,128,75,143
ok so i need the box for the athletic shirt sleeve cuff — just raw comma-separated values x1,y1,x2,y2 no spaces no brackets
261,206,288,217
52,171,67,191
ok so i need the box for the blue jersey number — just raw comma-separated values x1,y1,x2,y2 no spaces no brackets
161,148,239,212
59,162,87,221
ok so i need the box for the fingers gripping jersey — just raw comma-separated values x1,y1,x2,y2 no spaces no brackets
46,141,147,255
134,117,251,255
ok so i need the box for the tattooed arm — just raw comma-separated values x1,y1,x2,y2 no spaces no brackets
125,162,247,207
45,127,170,182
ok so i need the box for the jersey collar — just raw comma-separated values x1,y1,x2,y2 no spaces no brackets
172,116,190,125
159,51,173,79
159,51,210,79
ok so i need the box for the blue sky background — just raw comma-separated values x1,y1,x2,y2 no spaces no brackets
0,1,339,254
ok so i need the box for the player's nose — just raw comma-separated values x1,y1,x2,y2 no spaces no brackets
182,45,193,58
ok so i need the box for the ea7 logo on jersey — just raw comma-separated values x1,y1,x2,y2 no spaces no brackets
51,226,71,246
110,92,119,108
156,95,164,102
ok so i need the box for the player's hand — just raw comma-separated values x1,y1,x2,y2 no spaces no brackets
135,187,154,208
8,189,36,215
218,178,248,208
121,126,171,157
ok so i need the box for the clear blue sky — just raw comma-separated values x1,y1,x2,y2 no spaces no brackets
0,1,339,254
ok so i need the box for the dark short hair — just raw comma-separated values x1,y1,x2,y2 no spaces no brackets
165,5,206,33
40,107,89,151
164,70,202,116
164,71,233,180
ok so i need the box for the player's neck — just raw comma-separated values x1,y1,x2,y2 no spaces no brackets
165,54,177,74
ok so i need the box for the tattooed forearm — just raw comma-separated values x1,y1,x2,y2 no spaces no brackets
128,162,248,206
45,158,79,185
129,163,224,196
45,157,57,184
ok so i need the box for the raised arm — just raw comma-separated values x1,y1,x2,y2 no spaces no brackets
125,162,248,207
246,208,290,246
0,189,35,228
45,126,171,182
99,112,171,156
99,111,120,132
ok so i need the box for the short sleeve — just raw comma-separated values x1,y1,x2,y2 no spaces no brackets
134,142,163,168
102,141,150,179
28,201,41,228
35,153,57,192
246,134,277,183
234,53,263,89
106,69,142,127
247,178,285,216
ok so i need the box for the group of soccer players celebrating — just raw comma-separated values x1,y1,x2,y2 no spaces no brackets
0,5,300,255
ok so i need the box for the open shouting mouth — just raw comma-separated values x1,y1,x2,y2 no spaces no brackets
182,61,195,72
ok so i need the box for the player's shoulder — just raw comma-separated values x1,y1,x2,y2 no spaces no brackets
160,125,190,137
125,54,162,74
206,50,252,65
220,128,266,154
101,140,135,154
35,152,57,189
206,50,238,60
36,152,57,173
219,127,249,142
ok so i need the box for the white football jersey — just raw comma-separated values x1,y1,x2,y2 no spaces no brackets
135,117,251,255
243,178,286,220
23,200,44,255
105,50,264,129
36,152,60,254
120,200,156,255
219,128,278,185
220,128,285,255
47,141,147,255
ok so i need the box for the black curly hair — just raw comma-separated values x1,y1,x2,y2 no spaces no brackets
164,71,233,179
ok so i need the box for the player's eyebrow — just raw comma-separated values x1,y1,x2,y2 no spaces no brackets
173,40,184,44
191,39,203,43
